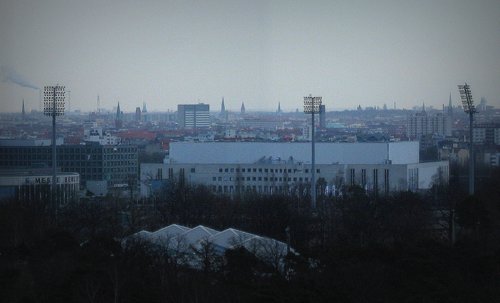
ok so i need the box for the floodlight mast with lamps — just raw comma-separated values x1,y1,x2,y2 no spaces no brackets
458,83,476,195
43,85,65,212
304,94,322,209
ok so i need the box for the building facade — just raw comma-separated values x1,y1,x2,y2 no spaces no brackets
407,110,451,139
0,170,80,204
473,123,500,146
0,140,138,187
177,103,210,129
140,142,448,197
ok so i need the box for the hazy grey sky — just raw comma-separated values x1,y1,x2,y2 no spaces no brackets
1,0,499,113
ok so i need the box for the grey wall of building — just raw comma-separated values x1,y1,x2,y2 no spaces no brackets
0,143,138,187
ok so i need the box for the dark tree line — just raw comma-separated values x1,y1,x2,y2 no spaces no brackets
1,167,500,302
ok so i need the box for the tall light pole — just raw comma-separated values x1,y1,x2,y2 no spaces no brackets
44,85,65,212
304,94,322,209
458,83,476,195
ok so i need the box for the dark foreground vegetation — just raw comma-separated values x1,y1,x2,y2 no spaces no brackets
1,167,500,302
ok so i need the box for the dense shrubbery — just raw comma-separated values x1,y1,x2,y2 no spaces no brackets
1,168,500,302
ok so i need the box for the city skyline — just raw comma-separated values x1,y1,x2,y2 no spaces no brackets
1,0,499,113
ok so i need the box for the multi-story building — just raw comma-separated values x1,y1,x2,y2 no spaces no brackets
407,109,451,139
0,140,138,187
177,103,210,129
0,169,80,203
83,122,121,145
319,104,326,128
141,142,448,197
473,123,500,146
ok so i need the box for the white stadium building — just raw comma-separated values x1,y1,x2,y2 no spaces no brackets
141,142,448,197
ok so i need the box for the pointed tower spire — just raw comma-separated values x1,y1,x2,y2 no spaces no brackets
422,102,426,112
277,102,281,113
221,97,225,113
115,102,123,128
142,101,147,113
241,102,246,114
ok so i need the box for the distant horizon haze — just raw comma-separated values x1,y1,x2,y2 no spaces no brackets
1,0,499,113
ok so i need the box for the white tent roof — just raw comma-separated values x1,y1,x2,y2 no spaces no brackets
209,228,257,250
181,225,219,244
128,224,294,265
150,224,190,246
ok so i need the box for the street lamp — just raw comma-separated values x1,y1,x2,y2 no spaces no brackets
458,83,476,195
304,94,322,209
44,85,65,211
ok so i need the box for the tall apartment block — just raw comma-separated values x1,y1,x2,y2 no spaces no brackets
407,108,451,139
177,103,210,129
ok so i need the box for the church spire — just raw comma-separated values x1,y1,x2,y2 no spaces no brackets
241,102,246,114
22,99,25,119
115,102,123,128
116,102,121,118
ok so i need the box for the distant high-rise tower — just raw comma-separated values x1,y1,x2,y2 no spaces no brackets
142,102,148,122
115,102,123,128
97,95,101,113
479,97,487,111
448,93,453,117
22,99,26,120
178,103,210,129
241,102,246,114
319,104,326,128
135,107,142,122
407,104,451,139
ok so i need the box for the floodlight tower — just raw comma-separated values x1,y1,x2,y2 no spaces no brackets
44,85,65,209
304,94,322,209
458,83,476,195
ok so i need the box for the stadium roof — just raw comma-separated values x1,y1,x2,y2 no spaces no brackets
168,141,420,165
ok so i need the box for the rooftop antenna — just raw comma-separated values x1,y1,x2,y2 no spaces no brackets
97,95,100,113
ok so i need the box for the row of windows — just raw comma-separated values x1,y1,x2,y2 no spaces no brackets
104,161,137,167
61,167,102,174
1,148,136,158
104,167,136,173
60,161,102,168
212,176,310,182
104,154,136,160
217,167,320,174
212,185,288,194
1,154,104,161
104,147,136,153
